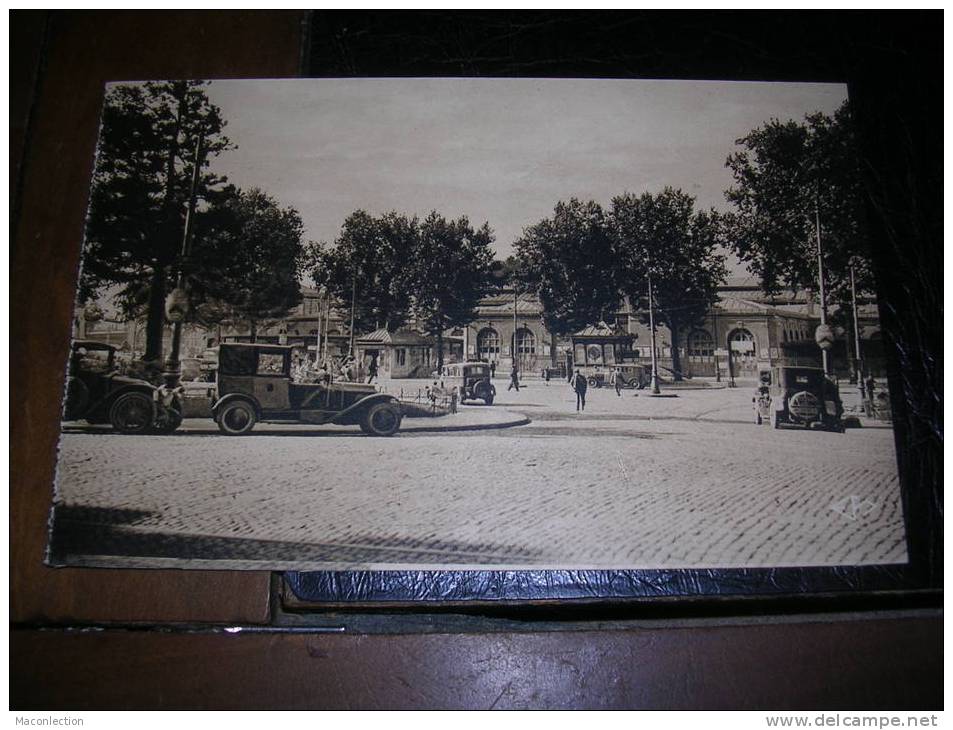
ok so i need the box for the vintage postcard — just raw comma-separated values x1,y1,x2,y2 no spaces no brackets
48,78,906,571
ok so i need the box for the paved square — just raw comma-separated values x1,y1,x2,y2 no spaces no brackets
49,380,907,570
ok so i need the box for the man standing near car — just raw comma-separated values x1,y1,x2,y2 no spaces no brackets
613,366,623,397
571,368,588,411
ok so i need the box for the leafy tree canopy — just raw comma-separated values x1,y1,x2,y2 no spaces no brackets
722,101,869,305
190,188,305,335
309,210,418,334
412,212,496,369
513,198,620,340
610,187,727,379
81,80,233,359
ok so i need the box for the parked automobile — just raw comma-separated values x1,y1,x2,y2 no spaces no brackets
211,342,403,436
442,361,496,405
63,340,178,434
584,363,650,389
754,366,845,432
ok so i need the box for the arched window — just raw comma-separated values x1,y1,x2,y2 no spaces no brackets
728,328,757,373
477,327,501,360
687,329,714,357
513,327,537,370
514,327,536,356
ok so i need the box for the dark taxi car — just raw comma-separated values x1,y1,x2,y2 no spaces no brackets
442,361,496,405
755,366,845,432
63,340,176,434
211,343,402,436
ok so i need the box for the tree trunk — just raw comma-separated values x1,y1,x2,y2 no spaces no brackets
249,319,258,343
143,265,167,362
436,330,444,371
669,320,683,381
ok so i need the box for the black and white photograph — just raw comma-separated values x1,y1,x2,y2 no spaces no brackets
48,77,906,571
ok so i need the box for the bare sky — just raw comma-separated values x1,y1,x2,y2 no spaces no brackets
202,78,847,267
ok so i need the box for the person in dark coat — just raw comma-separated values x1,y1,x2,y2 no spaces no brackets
507,362,520,391
366,355,379,384
571,368,588,411
490,361,496,379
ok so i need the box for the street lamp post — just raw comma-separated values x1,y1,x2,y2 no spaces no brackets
646,271,661,395
814,197,831,376
850,263,863,388
163,133,203,388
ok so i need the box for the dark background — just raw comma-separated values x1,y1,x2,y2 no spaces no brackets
11,10,941,709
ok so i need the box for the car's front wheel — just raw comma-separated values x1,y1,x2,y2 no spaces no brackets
362,402,401,436
109,391,156,435
216,400,257,435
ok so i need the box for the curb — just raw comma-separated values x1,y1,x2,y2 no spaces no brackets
401,411,531,433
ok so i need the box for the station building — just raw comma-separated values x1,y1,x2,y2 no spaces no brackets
77,278,886,382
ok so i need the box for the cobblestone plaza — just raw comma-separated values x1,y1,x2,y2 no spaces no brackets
48,379,907,571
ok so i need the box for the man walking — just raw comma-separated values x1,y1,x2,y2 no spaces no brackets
507,362,520,391
571,368,588,411
613,366,623,397
366,355,379,384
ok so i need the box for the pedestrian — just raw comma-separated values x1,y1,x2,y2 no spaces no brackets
366,355,379,384
613,366,623,397
544,368,551,386
571,368,588,411
507,362,520,392
490,361,496,379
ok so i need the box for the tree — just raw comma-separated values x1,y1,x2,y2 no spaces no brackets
412,212,496,370
722,102,870,308
513,199,619,365
310,210,417,335
188,188,305,339
611,188,727,380
81,80,232,361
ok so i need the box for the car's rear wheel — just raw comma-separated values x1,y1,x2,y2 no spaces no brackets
216,400,257,435
362,402,401,436
109,391,155,435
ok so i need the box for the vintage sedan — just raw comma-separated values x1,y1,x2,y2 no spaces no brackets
63,340,177,434
442,361,496,405
211,343,403,436
756,366,845,432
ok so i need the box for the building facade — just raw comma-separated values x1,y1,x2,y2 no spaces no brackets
77,278,886,382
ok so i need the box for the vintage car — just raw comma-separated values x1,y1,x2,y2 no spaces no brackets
63,340,178,434
211,342,403,436
584,363,650,390
442,361,496,405
755,366,845,432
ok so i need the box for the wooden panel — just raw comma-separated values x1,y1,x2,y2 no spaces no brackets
11,615,942,709
11,10,304,625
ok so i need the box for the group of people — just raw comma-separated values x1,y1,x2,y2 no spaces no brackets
290,352,379,385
